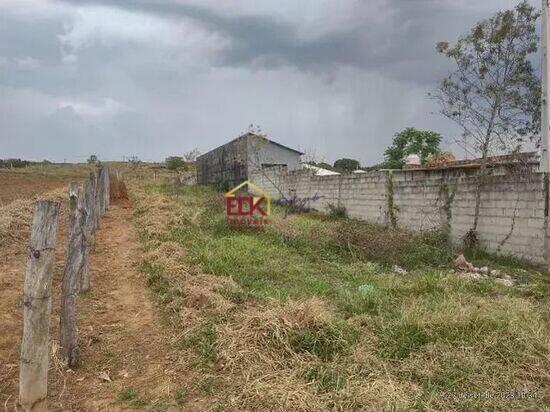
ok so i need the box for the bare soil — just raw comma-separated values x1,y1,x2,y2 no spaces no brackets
0,172,71,204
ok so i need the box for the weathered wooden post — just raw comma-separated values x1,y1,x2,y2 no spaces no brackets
87,172,98,244
80,175,96,292
59,183,86,368
94,170,101,229
97,167,106,217
104,167,110,211
19,201,60,412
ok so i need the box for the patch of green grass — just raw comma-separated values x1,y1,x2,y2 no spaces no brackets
215,284,252,304
118,387,138,401
181,322,218,367
174,388,187,406
273,321,357,361
335,288,398,320
118,387,152,408
196,377,216,395
142,261,182,305
380,321,431,359
302,364,347,393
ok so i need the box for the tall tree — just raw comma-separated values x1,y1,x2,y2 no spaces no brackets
384,127,442,168
434,1,540,159
333,158,360,172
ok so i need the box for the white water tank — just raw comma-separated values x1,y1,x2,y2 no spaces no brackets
404,154,421,166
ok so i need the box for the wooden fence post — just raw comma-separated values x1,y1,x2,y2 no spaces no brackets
80,174,96,292
97,167,106,217
19,201,60,412
94,171,101,229
87,172,97,246
59,183,86,368
104,168,110,211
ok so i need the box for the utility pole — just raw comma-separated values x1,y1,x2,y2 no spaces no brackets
541,0,550,172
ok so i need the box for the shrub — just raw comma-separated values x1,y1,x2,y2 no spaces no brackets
0,158,31,168
165,156,186,170
327,204,347,219
335,220,452,269
463,229,479,252
118,387,138,401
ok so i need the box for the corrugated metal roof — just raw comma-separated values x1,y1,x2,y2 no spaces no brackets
197,133,304,159
302,163,340,176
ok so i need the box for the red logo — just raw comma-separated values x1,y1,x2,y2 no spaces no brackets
225,181,271,226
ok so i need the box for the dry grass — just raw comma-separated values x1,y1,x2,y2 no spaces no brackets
130,183,414,410
130,182,550,411
0,188,66,249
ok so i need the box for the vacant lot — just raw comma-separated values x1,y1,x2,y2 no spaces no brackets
0,166,92,204
2,172,549,410
132,182,550,411
0,172,67,204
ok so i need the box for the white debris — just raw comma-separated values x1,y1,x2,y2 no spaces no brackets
489,269,502,278
459,272,483,280
494,278,514,287
392,265,408,276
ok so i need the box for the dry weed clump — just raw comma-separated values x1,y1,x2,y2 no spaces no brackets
218,297,331,371
336,221,411,263
278,296,333,329
0,188,66,249
143,241,188,274
133,190,180,239
214,297,361,410
267,214,303,239
335,219,452,268
109,173,129,201
178,275,237,320
214,296,413,411
230,374,323,412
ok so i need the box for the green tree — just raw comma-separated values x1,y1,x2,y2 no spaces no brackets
384,127,442,169
434,1,540,237
165,156,185,170
434,0,540,158
333,158,360,173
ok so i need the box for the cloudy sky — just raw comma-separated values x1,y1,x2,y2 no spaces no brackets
0,0,539,164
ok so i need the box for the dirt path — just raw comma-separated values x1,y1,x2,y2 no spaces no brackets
1,200,187,410
52,200,185,410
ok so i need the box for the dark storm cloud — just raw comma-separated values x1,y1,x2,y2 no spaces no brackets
1,0,535,163
58,0,480,84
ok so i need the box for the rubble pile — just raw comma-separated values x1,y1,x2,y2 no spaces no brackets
453,254,514,286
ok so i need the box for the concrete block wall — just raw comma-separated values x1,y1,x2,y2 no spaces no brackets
250,167,548,265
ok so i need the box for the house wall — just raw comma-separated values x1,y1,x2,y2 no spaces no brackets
250,166,548,265
197,134,302,186
247,135,301,174
196,137,249,186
